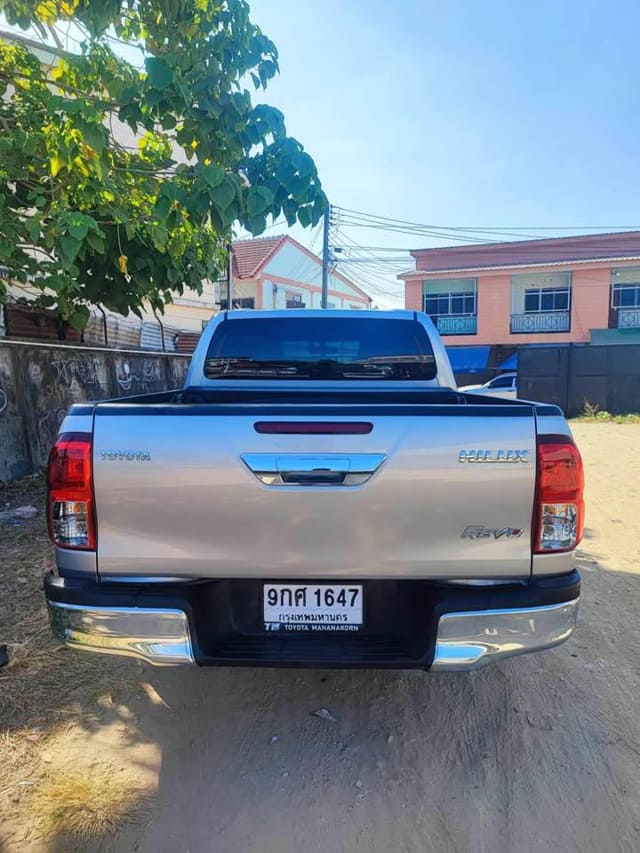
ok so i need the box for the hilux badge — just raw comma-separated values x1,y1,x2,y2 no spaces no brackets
458,449,528,463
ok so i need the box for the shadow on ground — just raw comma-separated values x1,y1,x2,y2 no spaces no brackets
32,553,640,853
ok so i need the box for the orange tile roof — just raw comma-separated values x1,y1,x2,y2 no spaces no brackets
232,236,286,279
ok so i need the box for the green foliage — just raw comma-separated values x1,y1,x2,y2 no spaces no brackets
0,0,326,324
574,402,640,423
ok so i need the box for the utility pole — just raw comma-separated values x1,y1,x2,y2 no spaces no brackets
321,205,330,309
225,240,232,309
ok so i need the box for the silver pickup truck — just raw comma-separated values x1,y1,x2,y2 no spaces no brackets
45,310,583,671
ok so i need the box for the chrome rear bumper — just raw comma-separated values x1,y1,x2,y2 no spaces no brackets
45,572,579,669
47,601,194,665
431,598,579,671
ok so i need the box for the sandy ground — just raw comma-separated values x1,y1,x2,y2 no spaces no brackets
3,422,640,853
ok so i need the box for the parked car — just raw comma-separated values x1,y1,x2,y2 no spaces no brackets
459,371,518,398
45,311,582,672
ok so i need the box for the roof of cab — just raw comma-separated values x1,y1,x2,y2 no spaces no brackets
222,309,418,320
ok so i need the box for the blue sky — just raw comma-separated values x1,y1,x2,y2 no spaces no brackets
246,0,640,302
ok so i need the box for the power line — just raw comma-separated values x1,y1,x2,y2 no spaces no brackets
329,228,407,304
334,207,542,242
334,206,640,237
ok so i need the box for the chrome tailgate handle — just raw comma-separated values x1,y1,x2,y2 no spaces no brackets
241,453,386,486
281,469,346,485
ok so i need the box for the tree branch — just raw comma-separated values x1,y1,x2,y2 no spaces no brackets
0,71,120,110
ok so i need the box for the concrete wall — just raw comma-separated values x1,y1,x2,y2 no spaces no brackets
0,341,190,481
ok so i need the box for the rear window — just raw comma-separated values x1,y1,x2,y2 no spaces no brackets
204,316,436,380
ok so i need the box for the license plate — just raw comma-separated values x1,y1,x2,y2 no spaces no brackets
263,584,363,632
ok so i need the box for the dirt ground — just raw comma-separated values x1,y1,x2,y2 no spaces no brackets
2,421,640,853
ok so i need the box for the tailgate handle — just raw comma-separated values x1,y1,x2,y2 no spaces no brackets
241,453,386,487
281,469,346,485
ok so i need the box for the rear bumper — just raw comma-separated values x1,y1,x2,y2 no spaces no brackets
44,571,580,671
431,598,578,671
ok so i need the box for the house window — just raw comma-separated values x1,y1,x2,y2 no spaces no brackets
511,272,571,333
611,268,640,308
286,291,305,309
423,278,477,319
423,278,477,335
524,287,570,313
219,298,255,310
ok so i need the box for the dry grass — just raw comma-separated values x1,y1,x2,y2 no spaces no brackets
0,476,106,729
32,764,147,840
0,476,143,847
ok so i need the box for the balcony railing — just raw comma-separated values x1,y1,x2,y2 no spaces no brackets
617,308,640,328
435,315,477,335
511,312,570,333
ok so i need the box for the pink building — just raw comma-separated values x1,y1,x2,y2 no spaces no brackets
401,231,640,348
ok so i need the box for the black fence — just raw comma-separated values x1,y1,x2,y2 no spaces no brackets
519,344,640,417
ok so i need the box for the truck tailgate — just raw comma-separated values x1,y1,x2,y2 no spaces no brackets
92,404,537,580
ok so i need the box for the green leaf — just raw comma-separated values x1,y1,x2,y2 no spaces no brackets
258,59,277,87
145,57,174,91
246,185,274,217
25,216,41,243
69,305,90,330
154,195,172,221
160,182,180,201
151,226,169,251
78,120,106,154
59,234,81,265
160,114,177,130
118,85,138,106
248,214,266,235
86,230,106,253
298,205,313,228
292,151,314,177
66,213,95,241
283,198,298,227
200,163,225,188
209,177,236,211
198,98,222,117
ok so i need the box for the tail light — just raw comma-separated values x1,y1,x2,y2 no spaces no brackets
47,432,95,550
534,437,584,553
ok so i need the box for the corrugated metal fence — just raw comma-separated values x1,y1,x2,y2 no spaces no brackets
519,344,640,416
4,303,183,353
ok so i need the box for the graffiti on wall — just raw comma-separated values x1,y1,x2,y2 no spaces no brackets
116,359,161,392
37,408,69,450
51,356,106,387
0,343,190,479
